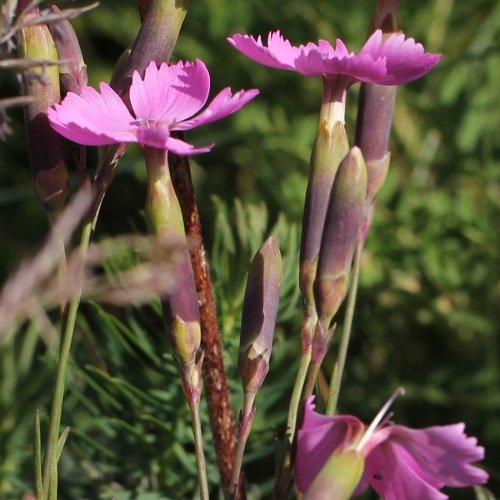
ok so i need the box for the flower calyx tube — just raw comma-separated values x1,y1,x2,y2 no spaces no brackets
312,147,367,362
143,146,201,378
299,117,349,344
239,236,281,395
230,236,282,498
355,0,400,241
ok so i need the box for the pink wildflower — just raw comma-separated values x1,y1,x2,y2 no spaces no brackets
48,59,259,155
296,393,488,499
228,29,440,86
229,30,439,125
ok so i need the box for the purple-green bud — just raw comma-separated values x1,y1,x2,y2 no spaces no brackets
18,8,68,216
355,0,401,242
355,84,395,165
304,450,365,500
365,152,390,202
109,49,132,90
369,0,401,35
300,121,349,308
143,147,201,365
114,0,190,96
239,236,281,394
170,315,201,367
314,147,367,327
47,5,87,95
355,0,401,198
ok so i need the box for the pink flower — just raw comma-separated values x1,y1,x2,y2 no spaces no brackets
296,394,488,499
228,29,440,87
48,59,259,155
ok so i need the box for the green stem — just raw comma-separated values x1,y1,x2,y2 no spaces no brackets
273,317,314,499
326,241,363,416
287,351,312,435
229,391,257,500
41,219,92,499
302,359,321,400
33,410,43,499
187,395,209,500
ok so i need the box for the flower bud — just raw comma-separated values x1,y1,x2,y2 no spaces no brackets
109,49,132,90
114,0,190,95
18,8,68,216
355,0,401,201
170,315,201,366
314,147,367,328
355,84,395,167
300,121,349,308
239,236,281,394
143,147,201,366
369,0,401,35
355,0,402,244
48,5,87,95
303,450,365,500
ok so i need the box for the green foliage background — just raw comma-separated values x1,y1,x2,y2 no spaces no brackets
0,0,499,498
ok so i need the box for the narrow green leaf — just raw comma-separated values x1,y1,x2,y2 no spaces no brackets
56,426,70,463
33,409,43,500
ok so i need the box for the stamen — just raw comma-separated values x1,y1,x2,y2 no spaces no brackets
356,387,405,451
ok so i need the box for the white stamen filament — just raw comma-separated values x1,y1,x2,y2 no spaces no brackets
356,387,405,452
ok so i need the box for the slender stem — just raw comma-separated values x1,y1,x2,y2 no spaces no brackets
187,395,210,500
273,311,315,500
33,410,43,499
229,391,257,500
326,241,363,416
325,363,339,415
41,219,92,499
303,359,321,400
286,350,312,440
169,148,236,496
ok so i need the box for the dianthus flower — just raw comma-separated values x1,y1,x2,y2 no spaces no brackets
228,29,440,122
296,392,488,499
48,59,258,155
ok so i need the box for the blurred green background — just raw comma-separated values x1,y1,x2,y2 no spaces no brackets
0,0,499,498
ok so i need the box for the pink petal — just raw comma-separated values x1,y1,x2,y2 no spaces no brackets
173,88,259,131
48,83,136,145
333,39,351,59
295,397,364,492
229,29,439,85
165,136,213,156
135,124,213,154
360,30,441,85
228,31,301,70
129,60,210,124
384,424,489,487
294,48,387,82
365,441,448,500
